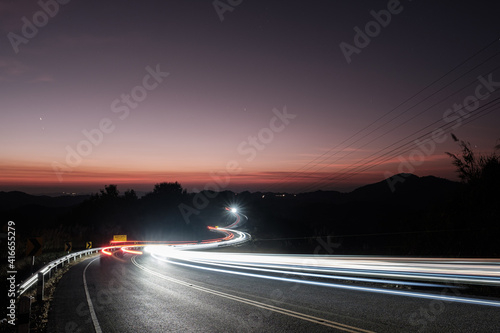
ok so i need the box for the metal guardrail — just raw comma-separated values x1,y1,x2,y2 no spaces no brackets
17,228,251,296
17,247,103,296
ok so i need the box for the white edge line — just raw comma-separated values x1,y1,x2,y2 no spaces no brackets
83,258,103,333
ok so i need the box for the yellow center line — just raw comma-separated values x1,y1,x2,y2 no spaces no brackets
131,256,375,333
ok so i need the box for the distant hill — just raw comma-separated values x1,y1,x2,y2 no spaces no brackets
0,174,472,255
346,173,459,206
291,173,459,207
0,191,90,211
0,174,458,211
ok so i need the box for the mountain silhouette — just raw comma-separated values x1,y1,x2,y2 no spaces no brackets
0,191,89,211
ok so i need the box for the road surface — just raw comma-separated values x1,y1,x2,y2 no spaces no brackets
48,252,500,332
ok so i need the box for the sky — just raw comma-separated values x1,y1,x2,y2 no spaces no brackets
1,0,499,195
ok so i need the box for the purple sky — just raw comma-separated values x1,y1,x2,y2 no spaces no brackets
1,0,499,194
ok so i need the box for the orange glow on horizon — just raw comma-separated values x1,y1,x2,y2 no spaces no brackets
1,156,457,194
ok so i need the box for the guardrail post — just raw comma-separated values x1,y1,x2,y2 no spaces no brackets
18,296,32,333
17,248,103,298
36,273,44,304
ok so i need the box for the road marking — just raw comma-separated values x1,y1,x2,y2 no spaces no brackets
83,258,103,333
131,256,374,333
159,255,500,308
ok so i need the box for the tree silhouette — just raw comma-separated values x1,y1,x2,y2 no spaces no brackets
100,184,119,198
152,182,185,196
445,135,500,256
446,134,500,187
124,189,138,200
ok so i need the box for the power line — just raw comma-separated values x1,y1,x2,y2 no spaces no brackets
260,37,500,192
286,60,500,192
304,96,500,190
296,66,500,192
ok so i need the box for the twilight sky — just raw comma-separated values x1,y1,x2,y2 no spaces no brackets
1,0,499,194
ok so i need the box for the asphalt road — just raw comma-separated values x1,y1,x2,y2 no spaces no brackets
48,253,500,332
